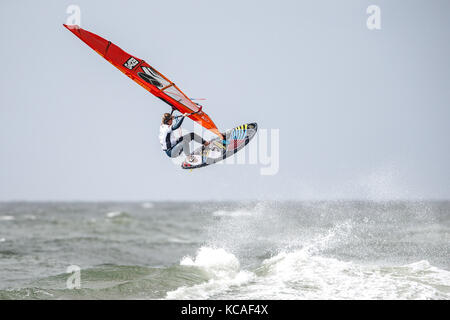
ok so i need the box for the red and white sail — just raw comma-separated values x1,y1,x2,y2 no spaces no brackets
64,24,221,137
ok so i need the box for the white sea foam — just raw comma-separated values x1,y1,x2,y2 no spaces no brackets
212,210,255,217
180,247,240,277
0,216,15,221
252,250,450,299
141,202,154,209
166,220,450,300
105,211,127,218
166,247,255,299
168,245,450,300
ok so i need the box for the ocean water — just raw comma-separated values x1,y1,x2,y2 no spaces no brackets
0,201,448,300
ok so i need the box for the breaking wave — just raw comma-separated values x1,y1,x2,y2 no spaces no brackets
164,245,450,300
163,216,450,300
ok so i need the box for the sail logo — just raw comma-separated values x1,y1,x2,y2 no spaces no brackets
138,66,168,88
123,57,139,70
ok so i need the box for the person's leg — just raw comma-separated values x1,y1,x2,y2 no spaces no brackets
188,132,207,145
171,133,207,157
167,142,184,158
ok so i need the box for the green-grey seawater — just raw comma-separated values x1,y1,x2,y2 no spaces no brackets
0,201,448,299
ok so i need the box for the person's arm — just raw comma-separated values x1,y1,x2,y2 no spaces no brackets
171,115,185,130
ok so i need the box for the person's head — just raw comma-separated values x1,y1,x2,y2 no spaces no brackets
162,113,173,125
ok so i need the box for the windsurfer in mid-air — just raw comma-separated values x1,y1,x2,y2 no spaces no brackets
64,24,257,169
159,112,209,158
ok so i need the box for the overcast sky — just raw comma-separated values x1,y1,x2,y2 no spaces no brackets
1,0,449,201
